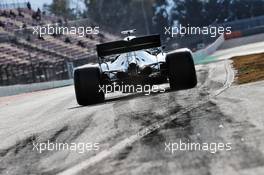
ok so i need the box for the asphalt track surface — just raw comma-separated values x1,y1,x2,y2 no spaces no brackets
0,41,263,175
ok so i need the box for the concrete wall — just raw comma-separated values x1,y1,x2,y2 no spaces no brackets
0,79,73,97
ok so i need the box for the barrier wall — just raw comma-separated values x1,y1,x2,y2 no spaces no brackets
224,26,264,40
0,79,73,97
219,33,264,50
220,15,264,31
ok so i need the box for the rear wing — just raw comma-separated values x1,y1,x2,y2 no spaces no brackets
96,34,161,57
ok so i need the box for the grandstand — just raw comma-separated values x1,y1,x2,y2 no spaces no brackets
0,2,117,86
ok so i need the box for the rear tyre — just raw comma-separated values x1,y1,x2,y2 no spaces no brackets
166,51,197,90
74,67,105,106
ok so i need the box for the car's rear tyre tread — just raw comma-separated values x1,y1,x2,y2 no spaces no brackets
74,67,105,106
166,51,197,90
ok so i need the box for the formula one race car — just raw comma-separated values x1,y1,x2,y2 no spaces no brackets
74,30,197,105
